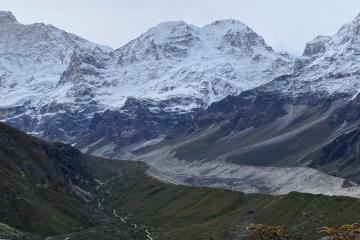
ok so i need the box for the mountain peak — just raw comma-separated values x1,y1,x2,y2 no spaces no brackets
299,12,360,59
154,20,192,28
146,20,198,38
201,18,268,52
332,13,360,44
204,19,250,32
302,35,331,56
0,11,18,24
350,12,360,24
210,19,247,27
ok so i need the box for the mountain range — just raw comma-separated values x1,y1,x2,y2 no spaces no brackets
2,10,360,198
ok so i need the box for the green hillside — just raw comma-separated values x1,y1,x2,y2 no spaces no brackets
2,122,360,240
89,158,360,240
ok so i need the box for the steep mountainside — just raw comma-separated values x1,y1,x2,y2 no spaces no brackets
0,121,169,239
0,11,111,106
0,121,95,236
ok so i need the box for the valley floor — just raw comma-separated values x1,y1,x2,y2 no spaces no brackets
4,153,360,239
60,158,360,240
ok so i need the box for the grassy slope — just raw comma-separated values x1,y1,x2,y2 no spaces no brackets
4,122,360,239
0,123,94,236
90,158,360,240
0,123,147,239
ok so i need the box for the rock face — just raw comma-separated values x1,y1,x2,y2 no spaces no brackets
0,11,293,153
75,97,196,157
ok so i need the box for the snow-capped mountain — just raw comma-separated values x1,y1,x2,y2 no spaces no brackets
132,13,360,197
0,11,111,107
275,13,360,96
5,9,360,198
57,19,293,111
0,11,293,151
0,13,293,112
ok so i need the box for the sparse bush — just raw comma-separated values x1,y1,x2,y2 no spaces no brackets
246,224,287,240
245,223,303,239
319,223,360,240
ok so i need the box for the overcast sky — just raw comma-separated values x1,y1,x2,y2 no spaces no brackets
1,0,360,55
